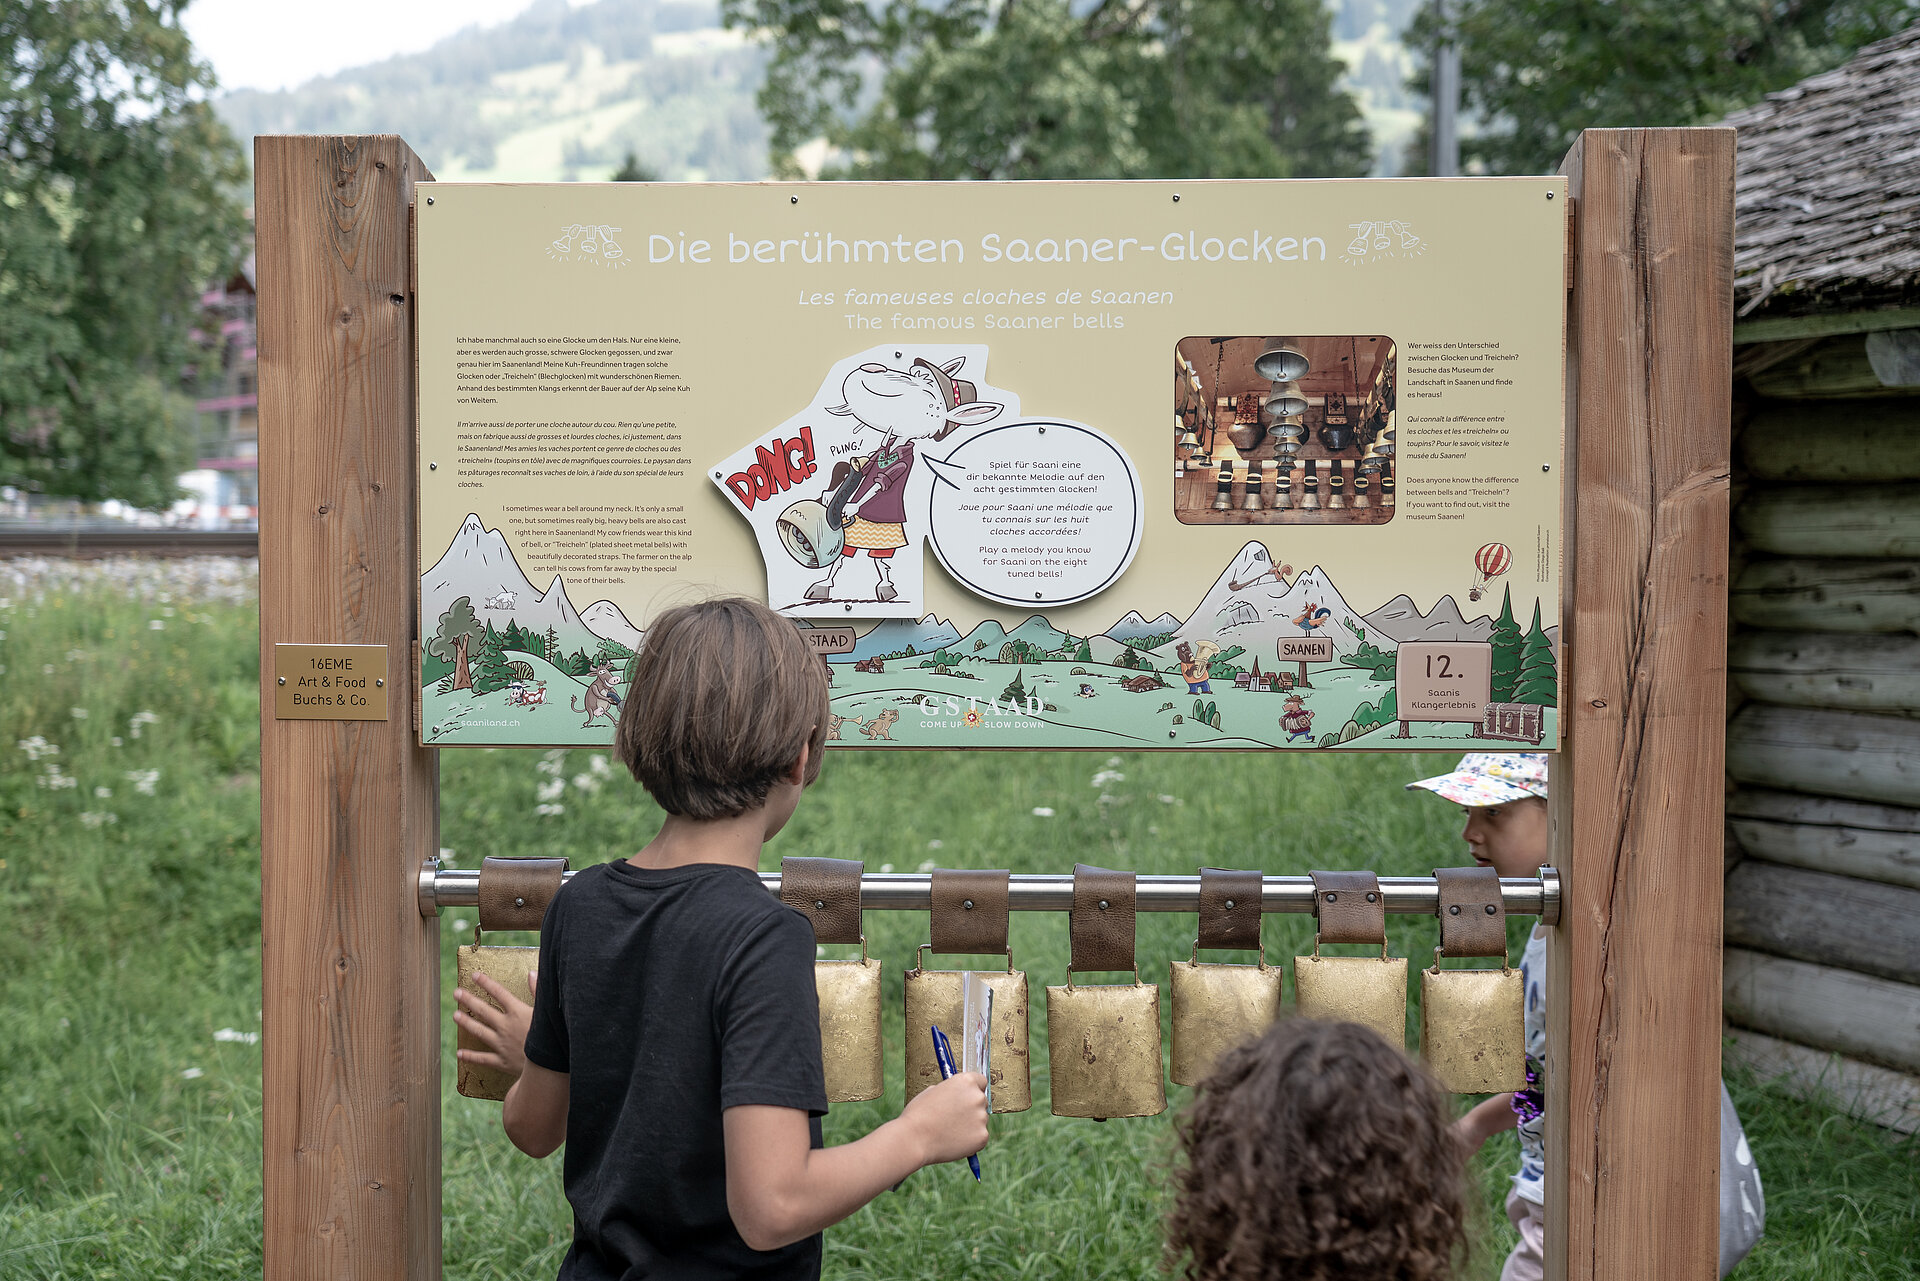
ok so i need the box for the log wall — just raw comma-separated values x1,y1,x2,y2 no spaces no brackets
1725,381,1920,1120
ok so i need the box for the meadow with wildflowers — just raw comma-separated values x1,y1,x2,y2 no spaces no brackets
1,558,1914,1279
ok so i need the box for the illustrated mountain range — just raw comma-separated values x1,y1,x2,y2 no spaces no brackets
421,514,645,662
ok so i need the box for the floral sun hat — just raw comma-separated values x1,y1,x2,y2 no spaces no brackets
1406,753,1549,806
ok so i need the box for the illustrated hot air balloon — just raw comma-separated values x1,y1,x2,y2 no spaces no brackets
1470,542,1512,602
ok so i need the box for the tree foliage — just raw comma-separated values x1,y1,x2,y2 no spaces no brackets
723,0,1374,179
1488,585,1521,704
1515,600,1557,707
428,597,484,691
1407,0,1920,174
1,0,247,506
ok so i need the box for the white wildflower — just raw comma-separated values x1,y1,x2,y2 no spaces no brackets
918,859,939,872
40,765,78,790
1032,806,1055,817
109,736,121,747
589,755,610,776
535,748,567,777
213,1028,258,1045
534,802,565,817
571,773,600,794
927,839,943,849
70,707,88,720
17,736,57,761
1158,794,1181,805
94,787,112,799
452,918,471,932
129,711,157,739
536,778,565,803
149,619,165,630
125,769,160,795
1090,769,1124,787
1105,756,1123,768
880,863,894,873
180,1068,204,1080
79,811,117,827
63,648,85,662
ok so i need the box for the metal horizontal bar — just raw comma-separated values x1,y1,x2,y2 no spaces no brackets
422,865,1559,925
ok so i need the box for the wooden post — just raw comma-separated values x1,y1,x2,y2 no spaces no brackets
256,136,440,1279
1549,128,1734,1280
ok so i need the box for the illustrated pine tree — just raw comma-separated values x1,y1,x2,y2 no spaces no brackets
471,622,517,695
543,626,560,664
1514,601,1559,706
1075,638,1093,663
427,596,484,692
1489,586,1522,703
1001,671,1029,706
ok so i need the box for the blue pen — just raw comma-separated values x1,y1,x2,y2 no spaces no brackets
929,1024,982,1181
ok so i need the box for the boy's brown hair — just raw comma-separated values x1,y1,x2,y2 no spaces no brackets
615,597,829,819
1165,1019,1468,1281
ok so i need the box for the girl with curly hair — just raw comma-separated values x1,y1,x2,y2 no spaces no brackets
1164,1019,1468,1281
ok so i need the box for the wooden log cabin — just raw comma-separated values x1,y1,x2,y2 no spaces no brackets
1722,27,1920,1134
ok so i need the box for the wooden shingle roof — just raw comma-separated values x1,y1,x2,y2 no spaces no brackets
1728,25,1920,320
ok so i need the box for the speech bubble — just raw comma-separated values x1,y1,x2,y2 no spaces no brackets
925,420,1143,607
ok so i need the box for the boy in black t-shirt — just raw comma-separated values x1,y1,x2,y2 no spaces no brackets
455,598,989,1280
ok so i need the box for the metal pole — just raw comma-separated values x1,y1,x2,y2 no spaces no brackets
1431,0,1461,177
421,864,1560,925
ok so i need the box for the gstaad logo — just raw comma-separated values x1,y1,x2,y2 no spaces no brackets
547,223,630,269
1340,220,1427,264
914,693,1046,725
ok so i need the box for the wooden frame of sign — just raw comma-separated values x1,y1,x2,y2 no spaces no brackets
253,128,1731,1280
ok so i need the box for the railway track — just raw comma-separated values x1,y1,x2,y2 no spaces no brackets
0,527,259,558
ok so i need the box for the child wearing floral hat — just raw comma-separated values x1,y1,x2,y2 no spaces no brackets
1407,753,1550,1281
1408,753,1764,1280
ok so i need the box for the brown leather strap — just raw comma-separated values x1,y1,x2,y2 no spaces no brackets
477,856,568,931
1197,868,1263,951
929,869,1010,955
1069,863,1136,973
1435,865,1507,957
1310,869,1385,944
780,856,864,943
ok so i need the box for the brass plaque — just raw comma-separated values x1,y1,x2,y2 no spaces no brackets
274,644,390,720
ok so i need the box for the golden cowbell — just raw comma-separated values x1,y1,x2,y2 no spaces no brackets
1293,869,1407,1049
1047,863,1165,1120
1421,865,1525,1092
1046,975,1166,1119
1169,957,1282,1087
456,855,568,1102
815,946,884,1103
1170,867,1281,1087
903,953,1032,1113
780,856,883,1103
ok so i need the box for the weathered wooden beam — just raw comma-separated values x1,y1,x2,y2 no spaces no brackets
1727,787,1920,891
256,135,441,1281
1740,399,1920,481
1748,334,1920,399
1736,484,1920,557
1730,558,1920,634
1726,704,1920,808
1724,1027,1920,1136
1724,861,1920,984
1733,306,1920,347
1728,630,1920,711
1724,947,1920,1074
1550,127,1733,1281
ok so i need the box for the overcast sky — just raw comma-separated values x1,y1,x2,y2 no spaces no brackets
182,0,554,93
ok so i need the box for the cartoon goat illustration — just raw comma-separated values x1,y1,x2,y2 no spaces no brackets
803,357,1003,604
482,590,518,610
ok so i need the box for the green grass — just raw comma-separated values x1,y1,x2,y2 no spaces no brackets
2,561,1915,1279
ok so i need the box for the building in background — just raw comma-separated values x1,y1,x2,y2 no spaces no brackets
185,256,258,527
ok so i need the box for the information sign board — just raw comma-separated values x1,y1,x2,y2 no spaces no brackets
415,180,1564,749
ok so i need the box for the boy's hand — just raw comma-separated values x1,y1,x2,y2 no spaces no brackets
455,969,537,1082
900,1071,990,1166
